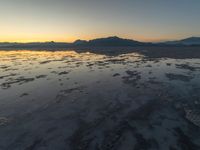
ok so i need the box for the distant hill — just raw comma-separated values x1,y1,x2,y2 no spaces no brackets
73,36,151,46
1,36,200,49
0,36,152,49
73,40,88,45
164,37,200,45
86,36,148,46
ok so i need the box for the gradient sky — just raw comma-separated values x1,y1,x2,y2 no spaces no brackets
0,0,200,42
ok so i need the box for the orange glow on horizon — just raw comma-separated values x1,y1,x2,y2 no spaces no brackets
0,33,185,43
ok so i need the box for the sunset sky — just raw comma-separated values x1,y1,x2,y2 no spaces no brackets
0,0,200,42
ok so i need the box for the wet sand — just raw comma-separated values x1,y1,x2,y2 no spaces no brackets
0,50,200,150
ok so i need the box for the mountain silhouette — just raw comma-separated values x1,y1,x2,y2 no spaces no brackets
73,39,87,45
73,36,150,46
164,37,200,45
1,36,200,49
86,36,146,46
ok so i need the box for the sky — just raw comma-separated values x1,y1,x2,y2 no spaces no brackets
0,0,200,42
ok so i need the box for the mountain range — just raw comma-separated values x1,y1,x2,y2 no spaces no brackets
0,36,200,49
73,36,149,46
164,37,200,45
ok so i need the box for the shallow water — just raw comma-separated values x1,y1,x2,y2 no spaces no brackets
0,50,200,150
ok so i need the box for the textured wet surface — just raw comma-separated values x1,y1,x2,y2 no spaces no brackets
0,50,200,150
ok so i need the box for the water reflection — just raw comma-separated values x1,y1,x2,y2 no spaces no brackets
0,50,200,150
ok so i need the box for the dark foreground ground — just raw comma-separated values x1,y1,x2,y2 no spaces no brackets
0,47,200,150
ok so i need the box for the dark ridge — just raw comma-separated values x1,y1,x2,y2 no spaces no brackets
163,37,200,45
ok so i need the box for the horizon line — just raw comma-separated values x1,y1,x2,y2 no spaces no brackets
0,36,198,44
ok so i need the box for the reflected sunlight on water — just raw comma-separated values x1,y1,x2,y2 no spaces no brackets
0,50,200,150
